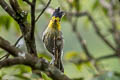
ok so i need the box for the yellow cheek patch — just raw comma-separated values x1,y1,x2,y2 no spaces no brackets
48,16,61,31
52,16,56,20
52,16,60,21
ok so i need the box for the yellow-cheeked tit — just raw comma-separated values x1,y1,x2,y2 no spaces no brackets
42,7,64,72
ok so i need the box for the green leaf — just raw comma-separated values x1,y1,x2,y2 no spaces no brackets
5,17,11,30
41,72,52,80
75,64,83,71
14,65,32,74
14,75,30,80
65,51,78,60
0,15,12,30
73,0,80,12
102,7,108,16
31,73,40,79
93,72,120,80
92,0,99,10
38,52,51,61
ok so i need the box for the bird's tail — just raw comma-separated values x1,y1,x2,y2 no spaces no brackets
54,51,64,72
54,57,64,72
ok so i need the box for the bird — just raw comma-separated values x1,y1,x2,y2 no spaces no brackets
42,7,64,72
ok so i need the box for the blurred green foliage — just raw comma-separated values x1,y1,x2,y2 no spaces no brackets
0,0,120,80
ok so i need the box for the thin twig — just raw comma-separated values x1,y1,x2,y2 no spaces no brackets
14,35,23,46
96,54,118,61
67,11,116,51
0,0,16,18
0,35,23,60
75,31,94,59
35,0,51,22
67,14,94,60
100,0,120,48
23,0,32,5
9,0,22,13
86,12,117,51
71,54,118,64
0,54,9,60
74,20,93,59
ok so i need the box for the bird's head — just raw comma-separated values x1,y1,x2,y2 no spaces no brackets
52,7,64,18
48,7,64,30
51,7,64,22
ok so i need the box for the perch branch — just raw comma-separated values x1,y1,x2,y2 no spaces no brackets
0,36,71,80
0,57,71,80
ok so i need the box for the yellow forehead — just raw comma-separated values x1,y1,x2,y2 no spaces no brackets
52,16,60,21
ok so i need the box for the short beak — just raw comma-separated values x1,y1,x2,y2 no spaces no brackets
55,19,57,22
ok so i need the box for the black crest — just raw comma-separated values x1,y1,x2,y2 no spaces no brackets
52,7,64,18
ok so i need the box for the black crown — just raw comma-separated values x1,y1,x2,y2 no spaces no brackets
52,7,64,18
